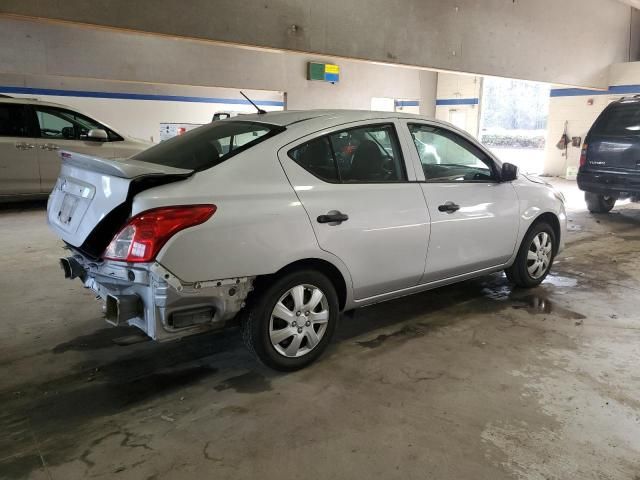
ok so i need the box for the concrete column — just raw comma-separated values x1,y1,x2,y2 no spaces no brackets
419,70,437,117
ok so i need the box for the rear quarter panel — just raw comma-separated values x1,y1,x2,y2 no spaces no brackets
134,140,354,291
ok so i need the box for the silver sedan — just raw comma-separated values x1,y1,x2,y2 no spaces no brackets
48,110,566,370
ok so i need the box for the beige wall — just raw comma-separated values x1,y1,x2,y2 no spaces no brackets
0,16,437,141
434,73,482,137
543,62,640,177
0,0,636,88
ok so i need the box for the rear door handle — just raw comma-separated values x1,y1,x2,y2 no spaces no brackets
438,201,460,213
41,143,59,151
317,211,349,224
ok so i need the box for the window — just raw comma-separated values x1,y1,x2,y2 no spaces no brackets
288,137,339,183
0,104,31,137
133,121,283,171
35,107,121,141
289,123,407,183
597,103,640,136
408,124,496,182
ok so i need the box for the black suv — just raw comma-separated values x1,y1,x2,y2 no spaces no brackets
578,97,640,213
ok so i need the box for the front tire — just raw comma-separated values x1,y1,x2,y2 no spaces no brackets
242,270,338,371
505,222,556,288
585,192,616,213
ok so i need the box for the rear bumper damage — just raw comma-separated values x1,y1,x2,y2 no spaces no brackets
60,251,254,341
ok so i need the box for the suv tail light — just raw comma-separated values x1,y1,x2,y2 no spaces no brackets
579,143,588,167
103,205,216,263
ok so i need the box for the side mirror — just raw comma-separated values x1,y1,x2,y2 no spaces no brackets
87,129,108,141
501,162,519,182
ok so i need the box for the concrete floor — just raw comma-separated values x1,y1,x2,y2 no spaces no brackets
1,180,639,480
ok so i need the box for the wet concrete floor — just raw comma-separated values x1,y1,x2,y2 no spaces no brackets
1,184,639,479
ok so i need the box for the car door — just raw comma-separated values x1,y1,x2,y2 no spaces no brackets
0,103,40,196
278,121,430,300
32,106,115,194
402,121,520,283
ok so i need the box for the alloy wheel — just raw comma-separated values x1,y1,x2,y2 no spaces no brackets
269,284,329,358
527,232,553,279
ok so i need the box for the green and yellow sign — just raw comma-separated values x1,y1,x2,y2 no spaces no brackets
308,62,340,83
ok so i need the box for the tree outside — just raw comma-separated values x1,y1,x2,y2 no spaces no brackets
480,77,551,174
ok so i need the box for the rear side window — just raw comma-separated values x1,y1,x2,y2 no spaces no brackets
289,123,407,183
0,104,32,137
596,103,640,135
288,137,339,182
133,121,284,171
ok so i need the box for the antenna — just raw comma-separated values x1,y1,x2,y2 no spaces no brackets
240,91,267,114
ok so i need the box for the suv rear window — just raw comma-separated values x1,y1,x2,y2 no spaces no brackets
133,121,284,171
596,103,640,136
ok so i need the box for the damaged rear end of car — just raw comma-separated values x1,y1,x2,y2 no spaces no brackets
49,150,253,341
48,120,285,341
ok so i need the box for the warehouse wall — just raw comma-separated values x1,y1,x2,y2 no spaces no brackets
434,73,482,137
0,74,285,143
0,0,635,89
0,17,434,141
543,62,640,177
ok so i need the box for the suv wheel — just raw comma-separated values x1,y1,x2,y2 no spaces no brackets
585,192,616,213
242,270,338,371
505,222,556,288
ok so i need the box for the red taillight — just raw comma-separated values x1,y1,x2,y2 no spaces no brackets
103,205,216,263
579,143,588,168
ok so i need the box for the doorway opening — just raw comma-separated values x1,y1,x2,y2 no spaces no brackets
479,77,550,175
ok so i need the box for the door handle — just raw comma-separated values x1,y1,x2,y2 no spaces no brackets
317,211,349,224
41,143,59,151
438,201,460,214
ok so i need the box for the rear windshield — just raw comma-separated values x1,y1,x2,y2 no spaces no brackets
132,121,284,170
595,103,640,136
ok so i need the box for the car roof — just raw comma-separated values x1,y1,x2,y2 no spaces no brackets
0,96,79,109
229,109,433,127
614,96,640,105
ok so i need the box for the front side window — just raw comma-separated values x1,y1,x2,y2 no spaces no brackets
289,123,407,183
408,124,496,182
133,121,283,171
34,107,121,141
0,104,32,138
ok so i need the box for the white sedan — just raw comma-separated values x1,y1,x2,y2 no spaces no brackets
48,110,566,370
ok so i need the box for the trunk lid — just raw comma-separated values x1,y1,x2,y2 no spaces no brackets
47,151,192,250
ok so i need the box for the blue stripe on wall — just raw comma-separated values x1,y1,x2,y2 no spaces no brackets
395,100,420,107
550,84,640,98
436,98,479,106
0,86,286,107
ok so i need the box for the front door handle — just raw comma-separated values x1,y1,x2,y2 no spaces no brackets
41,143,59,151
438,201,460,214
317,211,349,224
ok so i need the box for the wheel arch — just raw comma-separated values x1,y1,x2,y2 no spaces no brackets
255,258,349,311
528,211,562,255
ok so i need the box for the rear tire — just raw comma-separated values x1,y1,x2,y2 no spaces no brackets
505,222,556,288
242,270,338,371
585,192,616,213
